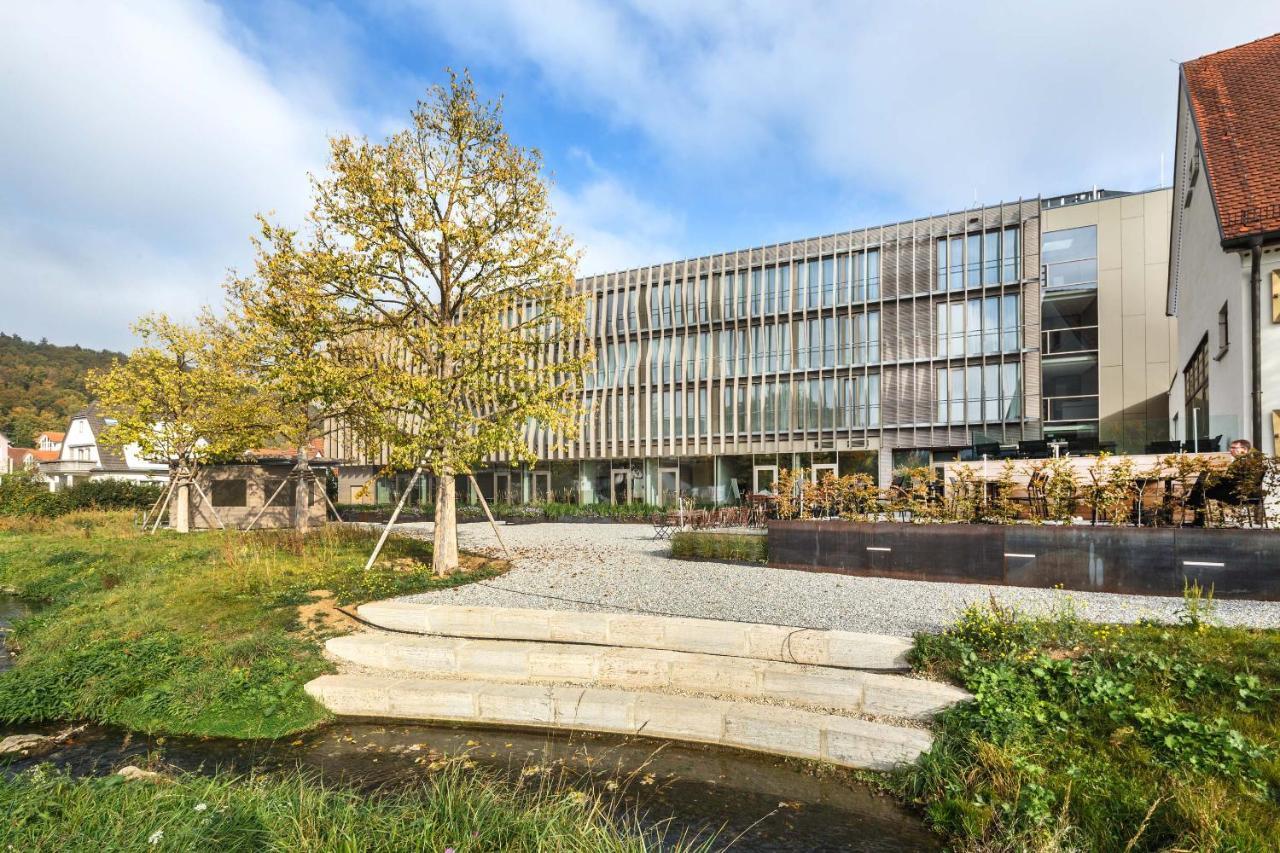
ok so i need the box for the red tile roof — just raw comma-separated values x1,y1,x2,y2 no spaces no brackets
1183,32,1280,242
38,431,65,442
32,449,60,462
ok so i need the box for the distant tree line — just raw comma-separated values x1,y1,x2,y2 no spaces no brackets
0,332,124,446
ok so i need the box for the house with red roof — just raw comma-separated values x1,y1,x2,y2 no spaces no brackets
38,403,168,492
1167,32,1280,456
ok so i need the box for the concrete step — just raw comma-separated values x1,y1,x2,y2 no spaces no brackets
357,602,914,671
305,673,934,771
326,632,967,720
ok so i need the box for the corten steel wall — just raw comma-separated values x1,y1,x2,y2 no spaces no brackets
768,520,1280,600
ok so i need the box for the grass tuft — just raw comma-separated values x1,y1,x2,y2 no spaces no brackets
0,763,704,851
0,512,504,738
670,531,768,564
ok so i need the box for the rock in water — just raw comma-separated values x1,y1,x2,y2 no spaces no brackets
0,724,88,757
0,733,58,757
116,765,163,781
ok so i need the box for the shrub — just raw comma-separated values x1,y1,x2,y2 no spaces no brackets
0,472,162,518
905,600,1280,850
670,531,767,563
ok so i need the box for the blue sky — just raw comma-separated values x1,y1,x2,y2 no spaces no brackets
3,1,1279,350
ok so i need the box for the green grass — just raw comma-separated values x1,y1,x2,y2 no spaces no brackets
669,531,768,563
0,764,697,851
901,595,1280,851
0,512,504,739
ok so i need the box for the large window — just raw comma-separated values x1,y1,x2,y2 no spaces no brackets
936,227,1019,291
936,294,1020,357
842,374,881,428
1183,335,1210,443
936,363,1021,424
1042,225,1097,290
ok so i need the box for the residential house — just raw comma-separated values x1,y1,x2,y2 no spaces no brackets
39,404,168,491
1167,32,1280,455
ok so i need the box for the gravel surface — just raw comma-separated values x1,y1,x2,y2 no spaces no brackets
373,521,1280,637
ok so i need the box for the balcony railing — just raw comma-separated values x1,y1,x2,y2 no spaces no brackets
1042,325,1098,355
1044,394,1099,422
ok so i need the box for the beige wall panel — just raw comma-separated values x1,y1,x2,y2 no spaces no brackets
1122,315,1148,407
1145,307,1170,365
1098,267,1124,368
1144,190,1173,259
1147,361,1171,399
1099,365,1124,420
1120,192,1145,219
1121,217,1147,315
1096,201,1123,270
1043,204,1097,232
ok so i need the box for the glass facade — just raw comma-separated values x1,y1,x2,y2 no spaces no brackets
379,202,1042,505
1040,226,1099,442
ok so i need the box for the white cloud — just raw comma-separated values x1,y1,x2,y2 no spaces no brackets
405,0,1280,212
552,151,684,274
0,0,348,350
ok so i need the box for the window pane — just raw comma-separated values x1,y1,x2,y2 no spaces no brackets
966,365,982,421
983,231,1000,285
983,296,1000,355
867,250,880,300
1002,226,1020,282
949,237,963,290
935,302,948,357
935,239,946,291
936,368,948,422
1002,294,1020,351
966,298,982,356
950,368,965,422
966,234,982,286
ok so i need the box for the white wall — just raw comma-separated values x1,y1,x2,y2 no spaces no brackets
59,417,100,463
1169,92,1252,445
1262,249,1280,454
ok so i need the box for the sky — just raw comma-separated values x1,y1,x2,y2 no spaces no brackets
2,1,1278,352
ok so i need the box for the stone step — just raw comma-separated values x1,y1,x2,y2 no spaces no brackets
357,602,913,671
326,632,967,720
304,673,934,771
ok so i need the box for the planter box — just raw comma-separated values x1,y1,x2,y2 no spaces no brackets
768,520,1280,600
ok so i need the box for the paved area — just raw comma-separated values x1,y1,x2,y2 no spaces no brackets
381,522,1280,636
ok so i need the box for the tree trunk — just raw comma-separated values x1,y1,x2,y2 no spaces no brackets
294,456,312,533
432,471,459,576
173,472,191,533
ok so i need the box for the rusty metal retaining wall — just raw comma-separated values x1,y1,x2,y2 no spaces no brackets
768,521,1280,600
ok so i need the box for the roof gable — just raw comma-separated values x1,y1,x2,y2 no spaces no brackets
1182,32,1280,243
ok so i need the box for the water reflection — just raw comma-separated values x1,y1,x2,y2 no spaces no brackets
1,720,937,851
0,594,32,672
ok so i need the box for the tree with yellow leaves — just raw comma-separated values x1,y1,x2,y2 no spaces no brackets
87,312,277,531
242,71,590,575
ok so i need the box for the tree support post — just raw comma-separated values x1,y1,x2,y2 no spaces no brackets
362,466,422,572
469,473,511,559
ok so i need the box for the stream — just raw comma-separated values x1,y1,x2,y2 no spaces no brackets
0,595,937,850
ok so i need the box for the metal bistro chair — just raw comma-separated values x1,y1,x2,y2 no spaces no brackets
651,511,673,540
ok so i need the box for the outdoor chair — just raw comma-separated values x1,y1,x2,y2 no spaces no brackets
651,512,674,540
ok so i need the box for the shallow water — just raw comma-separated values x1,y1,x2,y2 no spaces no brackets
0,594,31,672
1,719,938,851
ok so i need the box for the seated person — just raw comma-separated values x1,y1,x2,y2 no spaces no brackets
1201,438,1268,505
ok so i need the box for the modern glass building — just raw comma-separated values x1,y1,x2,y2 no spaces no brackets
334,189,1177,507
455,199,1043,506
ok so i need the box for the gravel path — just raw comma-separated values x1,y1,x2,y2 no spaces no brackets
376,521,1280,636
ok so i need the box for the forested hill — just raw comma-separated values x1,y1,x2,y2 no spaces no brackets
0,333,124,447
